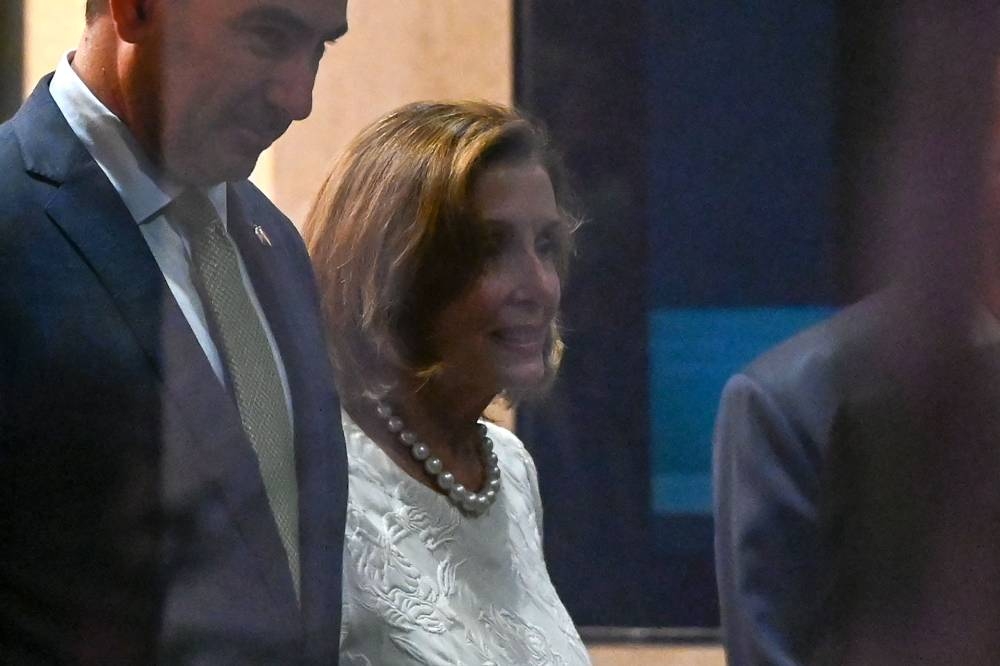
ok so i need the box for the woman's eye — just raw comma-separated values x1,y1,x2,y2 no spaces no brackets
536,229,562,258
482,229,508,260
536,236,554,256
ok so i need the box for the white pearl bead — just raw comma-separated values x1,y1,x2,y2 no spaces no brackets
437,472,455,491
449,484,467,503
373,400,501,517
424,457,443,475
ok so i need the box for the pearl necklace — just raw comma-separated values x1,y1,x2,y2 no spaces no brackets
374,400,501,516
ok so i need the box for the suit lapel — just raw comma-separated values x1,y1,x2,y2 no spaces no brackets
16,80,300,616
228,184,346,652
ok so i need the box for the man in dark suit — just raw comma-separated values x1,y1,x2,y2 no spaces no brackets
714,291,1000,665
0,0,350,662
712,292,913,664
713,3,1000,664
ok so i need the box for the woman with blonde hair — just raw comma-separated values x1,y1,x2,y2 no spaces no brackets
304,100,589,664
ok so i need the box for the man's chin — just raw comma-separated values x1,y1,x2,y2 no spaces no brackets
165,153,259,186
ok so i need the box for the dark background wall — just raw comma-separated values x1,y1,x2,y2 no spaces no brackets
516,0,895,628
646,3,837,309
516,0,654,627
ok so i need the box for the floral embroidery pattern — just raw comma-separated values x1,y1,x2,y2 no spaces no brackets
340,413,591,665
480,605,570,665
346,505,457,635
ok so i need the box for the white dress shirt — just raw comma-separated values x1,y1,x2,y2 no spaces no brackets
48,51,293,420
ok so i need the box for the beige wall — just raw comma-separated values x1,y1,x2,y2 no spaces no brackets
259,0,513,227
19,1,513,229
21,0,86,92
588,644,725,666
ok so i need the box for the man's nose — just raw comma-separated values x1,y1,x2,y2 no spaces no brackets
267,56,318,122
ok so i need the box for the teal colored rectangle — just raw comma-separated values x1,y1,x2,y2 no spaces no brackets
649,306,834,514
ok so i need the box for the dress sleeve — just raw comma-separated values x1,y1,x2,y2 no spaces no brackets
713,372,827,666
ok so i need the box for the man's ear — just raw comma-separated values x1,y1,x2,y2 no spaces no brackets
107,0,158,44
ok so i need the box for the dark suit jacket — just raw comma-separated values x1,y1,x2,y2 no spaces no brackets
713,291,1000,665
0,78,347,664
712,297,884,666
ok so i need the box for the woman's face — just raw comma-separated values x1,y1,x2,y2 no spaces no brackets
429,161,564,398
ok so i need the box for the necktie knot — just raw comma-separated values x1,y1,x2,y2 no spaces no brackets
170,190,224,243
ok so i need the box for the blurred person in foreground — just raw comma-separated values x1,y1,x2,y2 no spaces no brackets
0,0,350,662
304,100,591,664
713,3,1000,664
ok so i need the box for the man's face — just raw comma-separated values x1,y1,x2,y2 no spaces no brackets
129,0,348,184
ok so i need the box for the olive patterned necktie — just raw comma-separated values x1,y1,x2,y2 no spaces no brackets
170,189,300,602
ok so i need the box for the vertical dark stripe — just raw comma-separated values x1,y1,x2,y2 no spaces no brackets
832,1,900,300
0,0,23,122
514,0,653,626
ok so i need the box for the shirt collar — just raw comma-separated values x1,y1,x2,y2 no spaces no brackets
48,50,227,226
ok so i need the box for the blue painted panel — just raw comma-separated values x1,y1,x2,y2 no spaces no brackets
645,2,837,307
650,306,834,513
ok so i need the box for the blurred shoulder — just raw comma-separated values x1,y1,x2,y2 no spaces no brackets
741,290,900,396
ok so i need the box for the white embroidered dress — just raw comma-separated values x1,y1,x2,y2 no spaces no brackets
339,412,591,665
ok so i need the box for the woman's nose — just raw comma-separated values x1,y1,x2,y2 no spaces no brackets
510,250,561,307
